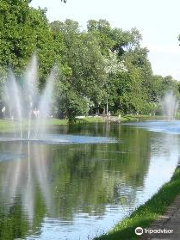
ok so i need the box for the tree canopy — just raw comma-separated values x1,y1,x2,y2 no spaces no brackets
0,1,179,120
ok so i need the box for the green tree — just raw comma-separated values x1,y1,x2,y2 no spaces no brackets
103,50,127,114
0,0,64,82
51,20,106,120
0,0,35,71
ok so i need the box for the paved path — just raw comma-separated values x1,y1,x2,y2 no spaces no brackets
140,195,180,240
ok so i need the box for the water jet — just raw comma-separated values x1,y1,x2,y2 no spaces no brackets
161,91,179,120
3,55,56,140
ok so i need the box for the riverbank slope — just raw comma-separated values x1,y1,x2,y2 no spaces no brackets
94,166,180,240
0,115,164,133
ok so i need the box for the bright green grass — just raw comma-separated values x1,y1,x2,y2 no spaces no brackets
45,118,68,125
0,119,18,132
94,166,180,240
83,116,104,123
0,117,103,133
0,115,164,133
0,114,168,134
122,114,163,121
0,118,68,133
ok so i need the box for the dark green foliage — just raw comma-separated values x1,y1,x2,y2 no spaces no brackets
0,2,179,120
0,0,63,79
51,20,106,119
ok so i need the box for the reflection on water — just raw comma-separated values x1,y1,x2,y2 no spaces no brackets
0,122,179,240
125,120,180,135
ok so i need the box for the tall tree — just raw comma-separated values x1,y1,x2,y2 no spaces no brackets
51,20,106,120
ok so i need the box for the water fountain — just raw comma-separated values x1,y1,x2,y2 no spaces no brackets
0,57,179,240
161,91,179,120
1,56,116,144
3,55,56,140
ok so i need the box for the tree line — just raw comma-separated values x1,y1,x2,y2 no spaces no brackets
0,0,179,121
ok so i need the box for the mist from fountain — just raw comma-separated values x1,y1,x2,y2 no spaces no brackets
161,91,179,120
5,69,23,138
3,55,56,140
25,54,38,140
34,68,56,139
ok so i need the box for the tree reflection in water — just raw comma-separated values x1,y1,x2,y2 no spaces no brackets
0,123,178,240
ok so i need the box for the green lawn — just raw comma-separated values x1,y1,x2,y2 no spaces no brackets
0,115,165,133
0,118,68,133
0,119,18,132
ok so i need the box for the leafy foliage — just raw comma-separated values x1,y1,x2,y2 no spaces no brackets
0,2,179,120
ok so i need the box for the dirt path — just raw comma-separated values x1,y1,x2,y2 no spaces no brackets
140,194,180,239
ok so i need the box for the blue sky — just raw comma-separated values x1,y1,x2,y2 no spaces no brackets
30,0,180,80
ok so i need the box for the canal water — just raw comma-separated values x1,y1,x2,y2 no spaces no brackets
0,121,179,240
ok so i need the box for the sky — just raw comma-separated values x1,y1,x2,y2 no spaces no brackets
30,0,180,80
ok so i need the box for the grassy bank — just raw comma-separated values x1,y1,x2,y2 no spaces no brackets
73,115,163,123
0,119,67,133
46,115,162,125
0,116,124,132
0,115,165,133
0,119,17,132
94,166,180,240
